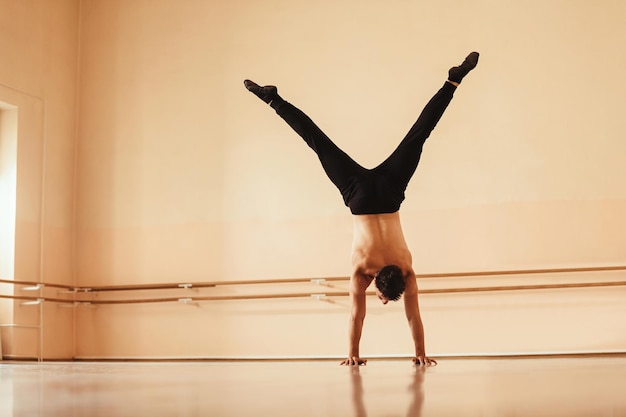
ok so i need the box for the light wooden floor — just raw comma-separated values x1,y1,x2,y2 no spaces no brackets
1,357,626,416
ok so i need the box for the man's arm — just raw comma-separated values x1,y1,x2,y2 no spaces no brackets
340,272,368,366
403,273,437,366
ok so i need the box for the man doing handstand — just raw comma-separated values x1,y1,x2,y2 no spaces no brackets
244,52,479,366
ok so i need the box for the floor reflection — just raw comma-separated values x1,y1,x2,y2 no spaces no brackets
1,357,626,416
350,364,426,417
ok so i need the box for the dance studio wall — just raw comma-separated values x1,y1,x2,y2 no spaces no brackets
3,1,624,359
0,0,79,358
71,0,626,359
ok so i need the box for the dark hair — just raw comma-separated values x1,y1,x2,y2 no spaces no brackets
374,265,406,301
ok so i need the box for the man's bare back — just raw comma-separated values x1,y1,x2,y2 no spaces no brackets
351,212,413,281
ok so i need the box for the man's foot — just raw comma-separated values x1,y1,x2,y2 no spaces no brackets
244,80,278,104
448,52,479,83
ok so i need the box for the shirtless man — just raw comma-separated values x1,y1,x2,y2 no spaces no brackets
244,52,479,366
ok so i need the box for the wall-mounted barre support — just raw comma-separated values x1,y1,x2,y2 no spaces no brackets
57,302,78,309
56,301,93,308
311,279,338,288
21,284,44,291
21,298,44,306
0,278,73,290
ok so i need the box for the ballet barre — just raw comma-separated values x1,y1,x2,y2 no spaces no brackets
0,278,625,305
3,265,626,296
0,265,624,306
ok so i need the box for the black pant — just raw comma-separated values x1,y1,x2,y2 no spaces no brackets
273,82,456,214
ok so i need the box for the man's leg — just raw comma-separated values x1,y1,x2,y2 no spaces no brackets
376,52,479,191
244,80,365,202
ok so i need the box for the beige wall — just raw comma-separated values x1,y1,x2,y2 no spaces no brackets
0,0,79,359
73,0,626,359
79,0,626,282
2,0,625,359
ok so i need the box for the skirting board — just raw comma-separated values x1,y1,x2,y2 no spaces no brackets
70,350,626,362
5,350,625,362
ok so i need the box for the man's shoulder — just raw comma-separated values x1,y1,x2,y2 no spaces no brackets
350,268,374,292
403,271,418,296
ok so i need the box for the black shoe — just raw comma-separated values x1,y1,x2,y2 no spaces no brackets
244,80,278,103
448,52,479,83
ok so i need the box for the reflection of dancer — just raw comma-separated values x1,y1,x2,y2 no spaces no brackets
349,367,426,417
406,368,426,416
350,368,368,417
244,52,479,366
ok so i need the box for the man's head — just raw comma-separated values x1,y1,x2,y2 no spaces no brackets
374,264,406,304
